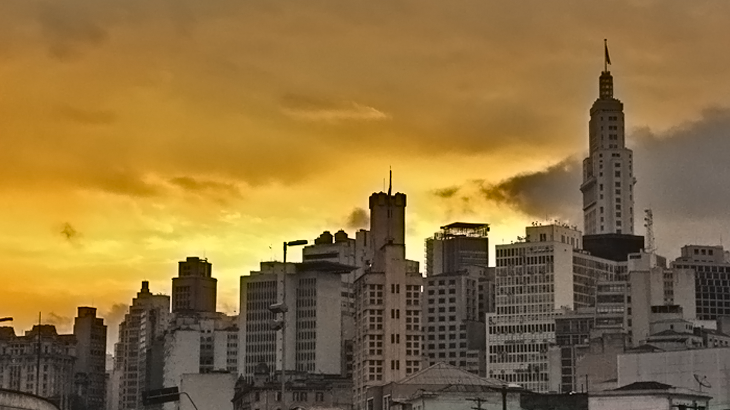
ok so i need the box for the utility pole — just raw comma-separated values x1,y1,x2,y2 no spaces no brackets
502,384,508,410
467,397,485,410
36,312,41,396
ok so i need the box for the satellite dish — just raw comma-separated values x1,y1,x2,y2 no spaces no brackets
694,374,711,390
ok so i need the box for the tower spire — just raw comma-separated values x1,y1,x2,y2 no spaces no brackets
388,167,392,196
599,40,614,99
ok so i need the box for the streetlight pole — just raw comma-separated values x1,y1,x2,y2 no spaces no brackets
277,239,307,407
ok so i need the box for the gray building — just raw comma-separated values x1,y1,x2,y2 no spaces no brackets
172,257,216,314
73,307,107,410
425,222,489,277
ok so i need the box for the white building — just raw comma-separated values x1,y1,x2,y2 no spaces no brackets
618,348,729,410
580,50,636,236
179,371,237,410
627,251,696,346
353,189,424,409
487,224,622,392
672,245,730,321
239,260,355,379
590,382,710,410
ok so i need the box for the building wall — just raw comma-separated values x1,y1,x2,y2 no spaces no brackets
114,282,170,410
172,257,216,314
618,348,730,410
0,389,61,410
581,69,635,236
488,225,621,392
179,373,236,410
73,307,107,410
672,245,730,321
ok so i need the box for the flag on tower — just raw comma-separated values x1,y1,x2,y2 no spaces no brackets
605,40,611,66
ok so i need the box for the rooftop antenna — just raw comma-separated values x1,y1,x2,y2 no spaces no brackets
388,167,392,196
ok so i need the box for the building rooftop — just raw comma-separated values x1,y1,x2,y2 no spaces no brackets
396,362,504,388
614,381,674,391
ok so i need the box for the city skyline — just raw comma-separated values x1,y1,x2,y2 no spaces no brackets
3,0,730,344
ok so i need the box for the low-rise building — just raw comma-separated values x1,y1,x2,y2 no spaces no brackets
618,347,730,410
365,362,519,410
232,364,352,410
589,381,710,410
0,325,77,410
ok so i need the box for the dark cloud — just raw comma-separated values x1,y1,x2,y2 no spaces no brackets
86,171,162,198
58,105,116,125
346,207,369,230
38,2,109,61
432,186,459,199
60,222,80,242
169,176,241,199
479,158,581,220
434,107,730,254
45,312,73,333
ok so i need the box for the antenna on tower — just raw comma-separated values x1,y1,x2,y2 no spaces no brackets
644,209,655,253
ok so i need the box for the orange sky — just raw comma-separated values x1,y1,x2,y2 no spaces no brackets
2,0,730,349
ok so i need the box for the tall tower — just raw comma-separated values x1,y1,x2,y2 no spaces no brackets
581,41,636,236
73,307,107,410
353,175,423,409
172,256,217,313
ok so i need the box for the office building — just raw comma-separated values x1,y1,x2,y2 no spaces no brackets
239,260,356,379
232,364,352,410
422,266,493,375
671,245,730,320
579,47,644,262
487,224,622,392
424,222,489,277
580,48,636,236
353,187,424,409
163,313,238,381
0,324,76,410
172,257,216,314
114,282,170,410
73,307,107,410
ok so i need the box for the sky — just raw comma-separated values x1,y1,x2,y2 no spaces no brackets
1,0,730,351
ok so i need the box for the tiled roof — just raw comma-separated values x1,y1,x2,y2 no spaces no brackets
396,362,504,387
614,381,673,391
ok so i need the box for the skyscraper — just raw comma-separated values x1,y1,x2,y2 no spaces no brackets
239,261,354,379
424,222,489,277
172,257,217,314
353,184,424,409
581,43,636,236
114,281,170,410
581,42,644,262
73,307,107,410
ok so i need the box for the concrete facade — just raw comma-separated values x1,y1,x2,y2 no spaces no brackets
581,64,636,236
487,224,621,392
239,261,354,379
179,373,236,410
589,382,710,410
113,282,170,410
0,389,61,410
0,325,76,410
73,307,107,410
618,348,730,410
172,257,216,314
672,245,730,321
353,190,424,409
